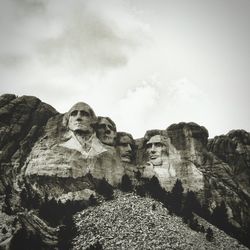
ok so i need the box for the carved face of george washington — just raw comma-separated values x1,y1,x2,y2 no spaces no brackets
66,102,97,134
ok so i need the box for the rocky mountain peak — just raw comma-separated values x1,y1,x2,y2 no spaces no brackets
0,94,249,249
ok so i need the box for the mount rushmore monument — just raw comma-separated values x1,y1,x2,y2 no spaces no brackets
0,94,249,249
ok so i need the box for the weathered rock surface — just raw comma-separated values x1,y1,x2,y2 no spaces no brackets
206,130,250,229
134,123,250,234
136,123,207,192
0,94,57,194
208,130,250,198
0,94,249,249
20,114,125,203
17,211,59,247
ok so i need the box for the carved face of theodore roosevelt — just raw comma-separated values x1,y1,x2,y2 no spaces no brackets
146,135,167,166
116,132,134,163
96,117,116,146
67,102,96,134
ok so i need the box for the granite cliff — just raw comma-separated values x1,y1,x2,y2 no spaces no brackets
0,94,249,249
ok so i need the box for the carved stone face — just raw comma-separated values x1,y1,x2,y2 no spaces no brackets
96,117,116,146
116,134,134,163
68,102,95,134
146,135,167,166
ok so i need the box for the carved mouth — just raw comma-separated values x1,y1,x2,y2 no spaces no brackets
122,154,131,159
150,155,159,160
75,122,83,126
121,155,131,162
103,135,111,139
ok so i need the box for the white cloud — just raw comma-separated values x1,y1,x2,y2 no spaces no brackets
0,0,150,118
0,0,249,139
0,0,148,71
110,76,208,138
114,81,159,136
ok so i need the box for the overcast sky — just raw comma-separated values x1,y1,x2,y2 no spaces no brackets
0,0,249,138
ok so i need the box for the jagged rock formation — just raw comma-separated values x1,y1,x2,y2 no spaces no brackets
0,94,57,193
135,123,250,233
0,94,249,249
208,130,250,198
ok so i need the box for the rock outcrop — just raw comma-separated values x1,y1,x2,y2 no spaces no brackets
0,94,249,249
135,123,250,234
136,123,206,192
208,130,250,198
20,113,125,204
0,94,57,193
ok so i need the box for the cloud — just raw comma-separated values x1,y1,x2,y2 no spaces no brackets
0,0,147,71
114,80,160,136
109,76,209,138
0,0,149,114
1,0,249,139
0,54,29,67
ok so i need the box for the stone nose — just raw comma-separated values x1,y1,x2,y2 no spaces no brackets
105,126,111,134
150,144,156,152
126,144,132,151
76,112,83,121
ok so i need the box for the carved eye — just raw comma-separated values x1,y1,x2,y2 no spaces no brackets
155,142,163,148
108,125,115,131
98,124,106,130
80,111,90,117
146,143,152,149
70,110,78,116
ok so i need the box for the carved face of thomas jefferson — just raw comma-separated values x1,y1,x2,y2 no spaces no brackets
146,135,167,166
116,132,135,163
67,102,96,134
96,117,116,146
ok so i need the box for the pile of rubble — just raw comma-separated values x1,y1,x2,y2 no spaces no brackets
72,190,246,249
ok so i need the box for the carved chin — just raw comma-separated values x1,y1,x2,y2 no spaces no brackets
120,155,131,163
149,157,162,166
100,136,115,146
70,124,92,132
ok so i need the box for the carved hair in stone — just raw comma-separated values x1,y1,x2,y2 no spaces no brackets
116,132,135,163
146,134,168,166
96,116,117,146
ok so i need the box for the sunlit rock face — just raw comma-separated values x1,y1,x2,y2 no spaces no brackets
136,123,250,229
165,123,250,228
141,133,178,190
21,103,124,203
138,124,205,192
0,94,250,247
